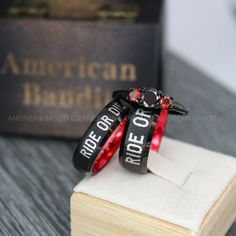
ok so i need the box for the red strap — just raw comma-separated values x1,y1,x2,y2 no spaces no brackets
150,109,168,152
91,117,127,175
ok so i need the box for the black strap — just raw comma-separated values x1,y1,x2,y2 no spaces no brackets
119,107,159,174
73,99,129,174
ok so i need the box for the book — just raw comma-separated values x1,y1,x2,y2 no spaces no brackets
71,138,236,235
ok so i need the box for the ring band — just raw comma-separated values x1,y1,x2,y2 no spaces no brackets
113,87,189,115
117,87,188,174
73,99,129,175
119,108,168,174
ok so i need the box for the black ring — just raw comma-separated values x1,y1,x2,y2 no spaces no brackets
113,88,189,115
73,99,129,175
119,107,159,174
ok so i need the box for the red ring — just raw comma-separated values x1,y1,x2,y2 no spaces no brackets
150,109,168,152
91,117,127,175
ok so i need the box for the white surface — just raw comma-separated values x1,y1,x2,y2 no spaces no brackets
147,151,191,186
74,137,236,232
166,0,236,94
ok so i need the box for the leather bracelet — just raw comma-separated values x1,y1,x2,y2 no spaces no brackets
73,99,129,175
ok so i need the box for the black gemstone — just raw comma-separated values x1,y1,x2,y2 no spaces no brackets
143,91,157,106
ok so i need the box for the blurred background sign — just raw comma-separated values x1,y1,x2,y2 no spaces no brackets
0,0,164,138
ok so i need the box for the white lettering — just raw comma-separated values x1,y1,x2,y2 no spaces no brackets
108,103,121,116
97,115,114,131
125,133,145,166
80,131,101,159
125,156,140,165
127,143,142,154
129,133,144,145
